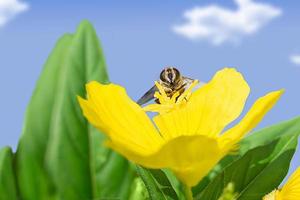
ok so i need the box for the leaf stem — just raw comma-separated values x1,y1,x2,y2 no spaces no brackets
183,184,193,200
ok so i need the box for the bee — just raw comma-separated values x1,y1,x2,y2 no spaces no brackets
137,67,197,105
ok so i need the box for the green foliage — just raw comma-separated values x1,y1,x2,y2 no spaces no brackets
129,178,150,200
0,20,299,200
193,116,300,197
14,21,135,200
16,33,72,200
0,147,18,200
44,21,134,200
196,119,300,200
136,166,179,200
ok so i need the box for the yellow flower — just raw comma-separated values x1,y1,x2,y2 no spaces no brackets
263,167,300,200
78,68,283,187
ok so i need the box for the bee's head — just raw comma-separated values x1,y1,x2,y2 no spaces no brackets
160,67,181,85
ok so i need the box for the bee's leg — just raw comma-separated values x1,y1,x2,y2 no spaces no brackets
178,96,188,102
155,98,161,104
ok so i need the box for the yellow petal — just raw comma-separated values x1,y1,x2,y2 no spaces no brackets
220,90,284,151
279,167,300,199
154,68,250,139
78,81,163,155
78,96,102,130
109,135,222,186
189,68,250,136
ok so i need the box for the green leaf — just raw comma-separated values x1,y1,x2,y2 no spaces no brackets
240,116,300,153
149,169,179,199
137,166,179,200
45,21,135,200
0,147,18,200
193,116,300,196
16,34,73,200
129,178,150,200
16,21,135,200
94,151,136,198
197,131,299,200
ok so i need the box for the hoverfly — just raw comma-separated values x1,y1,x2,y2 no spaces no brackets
137,67,199,105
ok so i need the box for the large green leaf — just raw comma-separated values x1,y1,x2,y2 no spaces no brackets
0,147,18,200
193,116,300,196
197,131,299,200
240,116,300,153
16,34,73,200
45,21,135,200
15,21,135,200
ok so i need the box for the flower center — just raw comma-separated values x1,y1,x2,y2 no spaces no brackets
143,80,199,114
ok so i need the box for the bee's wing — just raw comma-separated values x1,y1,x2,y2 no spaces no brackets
182,76,206,90
182,76,194,86
137,85,158,106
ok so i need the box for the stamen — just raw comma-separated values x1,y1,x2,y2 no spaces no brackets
143,80,199,114
177,80,199,103
171,92,180,103
154,81,168,99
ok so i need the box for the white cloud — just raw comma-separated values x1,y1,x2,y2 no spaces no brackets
0,0,29,28
290,54,300,65
173,0,282,45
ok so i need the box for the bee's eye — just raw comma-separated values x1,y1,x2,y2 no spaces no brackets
160,70,167,82
172,68,181,81
160,67,181,84
167,73,173,81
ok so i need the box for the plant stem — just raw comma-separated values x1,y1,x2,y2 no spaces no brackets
183,184,193,200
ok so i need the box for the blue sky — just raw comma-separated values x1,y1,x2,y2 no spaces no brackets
0,0,300,174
